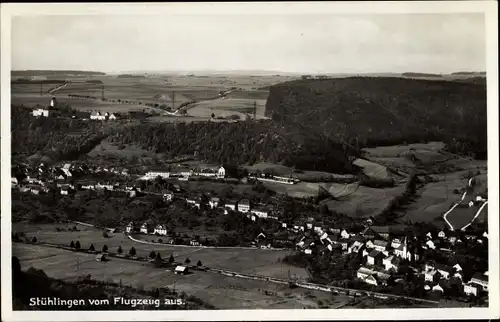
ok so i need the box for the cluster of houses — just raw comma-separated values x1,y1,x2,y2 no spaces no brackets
89,111,121,121
31,97,57,117
289,219,488,297
12,162,132,196
141,166,226,182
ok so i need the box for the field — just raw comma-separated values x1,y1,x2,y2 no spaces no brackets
13,243,347,309
362,142,487,175
262,181,360,199
11,74,295,122
12,223,308,280
187,98,267,119
323,185,406,218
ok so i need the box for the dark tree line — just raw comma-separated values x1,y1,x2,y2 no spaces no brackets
265,77,487,159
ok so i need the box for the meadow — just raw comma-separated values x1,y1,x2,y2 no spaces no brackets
13,243,345,309
12,223,308,280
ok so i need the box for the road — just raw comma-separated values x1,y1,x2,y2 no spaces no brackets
443,177,473,231
461,200,488,231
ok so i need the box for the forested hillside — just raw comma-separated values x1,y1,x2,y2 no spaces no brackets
265,77,487,158
109,120,356,173
11,106,106,162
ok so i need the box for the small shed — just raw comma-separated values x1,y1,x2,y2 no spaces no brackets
95,254,106,262
174,265,189,275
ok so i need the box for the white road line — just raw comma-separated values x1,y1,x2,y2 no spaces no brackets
461,200,488,231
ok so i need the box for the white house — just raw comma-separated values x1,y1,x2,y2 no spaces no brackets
426,240,436,249
391,238,402,249
424,270,440,283
154,224,168,236
250,208,269,219
238,199,250,213
372,240,388,252
438,230,446,238
435,264,454,280
340,229,350,239
383,255,400,272
304,249,313,255
225,201,237,211
348,241,363,254
62,163,73,177
145,170,170,180
32,108,50,117
468,200,474,208
126,222,134,233
470,273,488,291
463,283,478,296
163,191,174,202
282,222,287,228
108,113,118,120
174,266,188,275
432,284,444,293
140,222,149,234
209,197,220,209
453,263,463,272
367,250,384,266
186,197,201,209
217,166,226,178
90,111,107,120
426,232,433,240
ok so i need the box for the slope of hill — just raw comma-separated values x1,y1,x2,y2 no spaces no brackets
265,77,487,158
108,120,356,174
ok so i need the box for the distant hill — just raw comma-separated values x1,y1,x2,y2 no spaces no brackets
451,71,486,76
12,70,105,76
109,120,356,174
402,72,442,77
117,74,146,78
265,77,487,159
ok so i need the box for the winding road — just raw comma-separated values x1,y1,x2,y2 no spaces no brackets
442,177,488,231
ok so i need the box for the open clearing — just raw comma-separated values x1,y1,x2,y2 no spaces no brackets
187,98,267,119
13,243,347,309
323,185,406,218
12,223,308,280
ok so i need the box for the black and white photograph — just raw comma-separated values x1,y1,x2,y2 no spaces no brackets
1,2,498,321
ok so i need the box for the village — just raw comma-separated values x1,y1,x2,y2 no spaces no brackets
11,147,489,303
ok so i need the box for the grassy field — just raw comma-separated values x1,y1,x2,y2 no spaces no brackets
261,181,360,199
187,98,267,119
323,185,406,218
13,243,346,309
12,223,308,280
11,74,290,120
353,158,394,180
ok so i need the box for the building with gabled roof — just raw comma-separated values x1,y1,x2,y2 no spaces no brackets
367,250,384,266
154,224,168,236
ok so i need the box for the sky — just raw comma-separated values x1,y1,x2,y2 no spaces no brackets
11,13,486,74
